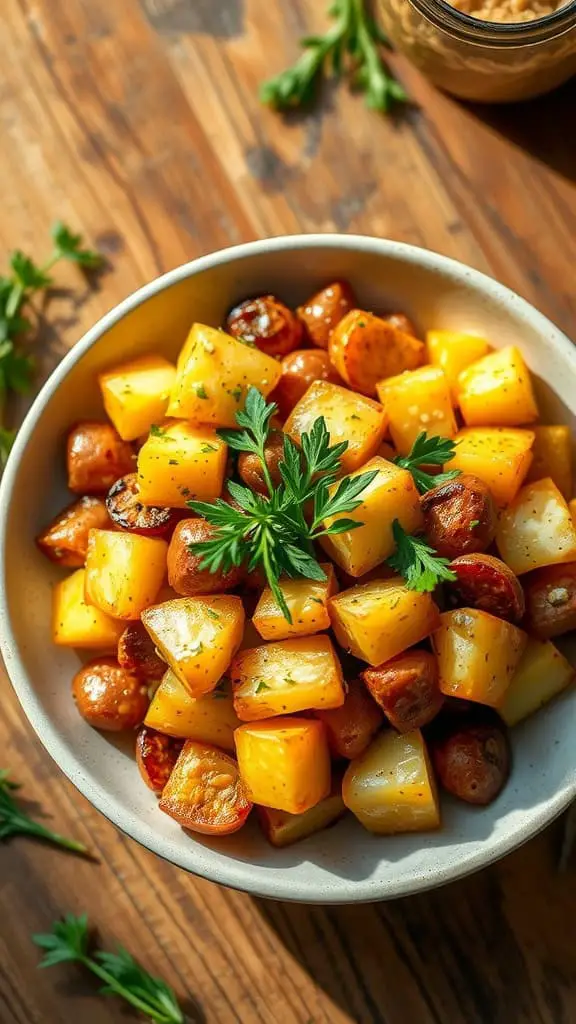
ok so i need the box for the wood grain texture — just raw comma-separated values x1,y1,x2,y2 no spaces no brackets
1,0,576,1021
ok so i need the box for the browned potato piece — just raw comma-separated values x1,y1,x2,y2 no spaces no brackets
160,741,252,835
296,281,356,349
67,421,135,494
117,621,166,680
136,726,184,794
329,310,425,396
226,295,303,358
258,781,347,847
524,562,576,639
167,518,244,596
430,718,510,805
384,312,418,337
72,657,149,731
36,496,111,567
421,474,497,560
315,679,384,759
238,428,284,496
447,553,525,623
362,650,444,732
271,350,341,420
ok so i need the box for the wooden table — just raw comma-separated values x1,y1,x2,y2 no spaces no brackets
2,2,576,1021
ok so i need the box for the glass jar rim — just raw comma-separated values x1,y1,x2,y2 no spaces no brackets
407,0,576,44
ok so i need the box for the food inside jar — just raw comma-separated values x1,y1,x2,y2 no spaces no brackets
448,0,568,22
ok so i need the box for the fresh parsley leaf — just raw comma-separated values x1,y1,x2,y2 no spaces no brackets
386,520,456,592
0,770,89,855
51,222,103,268
394,432,461,494
0,426,16,468
10,252,52,291
150,424,165,437
255,680,270,693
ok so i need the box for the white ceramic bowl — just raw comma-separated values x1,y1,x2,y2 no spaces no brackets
2,235,576,904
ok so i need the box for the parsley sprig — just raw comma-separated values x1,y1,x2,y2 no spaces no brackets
33,914,184,1024
260,0,407,114
0,770,90,856
189,388,377,622
386,520,456,592
394,432,460,494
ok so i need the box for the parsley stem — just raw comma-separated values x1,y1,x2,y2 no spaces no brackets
14,816,91,856
78,956,178,1024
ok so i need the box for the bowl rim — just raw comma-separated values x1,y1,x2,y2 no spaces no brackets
2,232,576,904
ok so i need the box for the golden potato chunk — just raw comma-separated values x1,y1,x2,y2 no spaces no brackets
137,421,227,508
457,345,538,427
258,782,346,847
235,718,331,813
252,565,337,641
496,478,576,575
376,366,457,456
145,669,241,750
53,568,125,649
84,529,167,620
432,608,527,707
497,637,574,727
99,354,177,441
159,741,252,835
446,427,534,506
525,425,573,500
426,330,490,399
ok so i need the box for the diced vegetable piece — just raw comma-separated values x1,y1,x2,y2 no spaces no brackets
231,635,345,721
142,596,245,697
495,478,576,575
316,679,383,759
525,425,572,499
159,740,252,835
258,781,346,847
362,650,444,733
37,496,111,568
84,529,167,620
426,330,490,399
283,380,388,475
432,608,527,707
98,355,177,441
53,568,125,649
252,565,338,641
329,578,440,667
446,427,534,506
376,366,457,456
524,562,576,639
497,637,574,727
167,323,281,425
329,310,425,396
136,421,227,508
234,718,331,813
319,457,423,577
457,345,538,427
343,729,440,834
145,669,241,750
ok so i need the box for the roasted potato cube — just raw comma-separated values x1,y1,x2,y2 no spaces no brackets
457,345,538,427
329,310,424,396
319,457,423,577
145,669,240,750
283,380,388,475
329,578,441,667
426,330,490,399
258,782,346,847
167,323,281,425
446,427,534,506
142,596,244,697
37,496,111,568
496,478,576,575
343,729,440,834
67,421,135,494
159,740,252,835
362,650,444,732
99,355,177,441
234,718,331,813
231,635,345,721
252,565,337,641
432,608,527,707
525,562,576,639
497,637,574,727
84,529,167,620
525,425,573,499
53,568,125,649
315,679,383,759
376,366,457,456
137,421,227,508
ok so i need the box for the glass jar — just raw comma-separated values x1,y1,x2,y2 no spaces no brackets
379,0,576,102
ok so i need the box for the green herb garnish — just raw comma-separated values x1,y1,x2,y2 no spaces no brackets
386,520,457,592
394,432,460,494
0,771,89,856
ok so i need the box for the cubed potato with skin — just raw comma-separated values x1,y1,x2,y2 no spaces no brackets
137,421,227,508
258,781,347,848
432,608,527,707
496,478,576,575
426,331,490,399
497,637,574,727
376,366,457,457
99,355,177,441
457,345,538,427
446,428,534,506
167,323,282,425
525,426,573,499
53,568,125,649
283,380,388,475
315,679,384,759
84,530,167,620
234,718,331,813
144,669,241,750
329,577,441,667
252,565,338,641
319,457,423,577
142,595,245,697
343,729,440,835
231,635,345,721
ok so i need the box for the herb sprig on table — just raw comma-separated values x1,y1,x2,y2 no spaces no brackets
0,770,90,856
260,0,408,114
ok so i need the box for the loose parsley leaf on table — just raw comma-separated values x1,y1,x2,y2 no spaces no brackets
0,770,90,856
